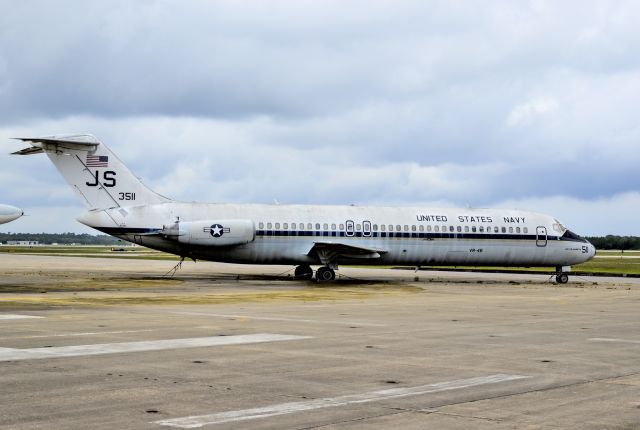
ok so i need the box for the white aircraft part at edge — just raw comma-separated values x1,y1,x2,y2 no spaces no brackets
11,134,596,282
0,204,23,225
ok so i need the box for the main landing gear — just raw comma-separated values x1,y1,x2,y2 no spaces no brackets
294,264,313,280
293,265,336,282
315,266,336,282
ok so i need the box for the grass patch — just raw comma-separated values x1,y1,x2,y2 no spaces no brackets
0,245,178,260
0,245,154,254
574,257,640,274
0,285,422,309
416,256,640,276
596,250,640,255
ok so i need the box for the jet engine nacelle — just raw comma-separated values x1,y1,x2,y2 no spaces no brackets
165,219,255,246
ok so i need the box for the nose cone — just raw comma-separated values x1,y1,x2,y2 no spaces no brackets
581,240,596,262
0,204,24,225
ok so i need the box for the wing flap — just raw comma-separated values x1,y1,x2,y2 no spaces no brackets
308,241,387,262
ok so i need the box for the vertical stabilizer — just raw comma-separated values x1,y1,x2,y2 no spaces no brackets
12,134,170,210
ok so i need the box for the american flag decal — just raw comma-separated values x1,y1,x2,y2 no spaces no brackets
86,155,108,167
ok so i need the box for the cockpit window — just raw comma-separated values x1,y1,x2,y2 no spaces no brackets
561,229,586,242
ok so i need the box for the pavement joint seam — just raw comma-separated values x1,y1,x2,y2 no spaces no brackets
411,408,504,422
292,408,408,430
422,370,640,411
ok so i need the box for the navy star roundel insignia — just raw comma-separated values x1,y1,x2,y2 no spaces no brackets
203,224,231,238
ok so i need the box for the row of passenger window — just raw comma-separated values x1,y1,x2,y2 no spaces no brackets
257,222,529,234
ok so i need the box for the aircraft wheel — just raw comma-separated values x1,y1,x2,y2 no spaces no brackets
294,264,313,280
316,267,336,282
556,273,569,284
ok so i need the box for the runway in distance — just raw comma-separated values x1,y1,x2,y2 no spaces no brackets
0,204,23,225
13,135,595,282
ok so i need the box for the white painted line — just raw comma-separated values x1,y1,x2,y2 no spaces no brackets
28,329,155,338
154,373,528,428
0,333,310,362
590,337,640,345
0,329,156,340
173,311,386,327
0,314,44,320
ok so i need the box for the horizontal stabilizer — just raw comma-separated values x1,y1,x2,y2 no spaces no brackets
12,134,100,154
12,146,44,155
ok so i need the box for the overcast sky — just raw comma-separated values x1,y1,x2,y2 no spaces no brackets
1,1,639,235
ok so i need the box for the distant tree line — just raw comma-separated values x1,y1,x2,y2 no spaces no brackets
584,235,640,250
0,232,122,245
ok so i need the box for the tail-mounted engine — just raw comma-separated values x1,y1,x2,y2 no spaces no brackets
162,219,255,246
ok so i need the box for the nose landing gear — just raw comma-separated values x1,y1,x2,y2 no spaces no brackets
554,266,570,284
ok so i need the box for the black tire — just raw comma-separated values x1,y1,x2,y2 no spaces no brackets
316,267,336,282
294,265,313,280
556,273,569,284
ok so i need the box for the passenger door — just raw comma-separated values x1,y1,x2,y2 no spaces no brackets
536,226,547,247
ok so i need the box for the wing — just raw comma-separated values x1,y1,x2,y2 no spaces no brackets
308,241,387,266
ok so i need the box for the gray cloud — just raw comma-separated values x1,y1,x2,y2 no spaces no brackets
3,1,640,121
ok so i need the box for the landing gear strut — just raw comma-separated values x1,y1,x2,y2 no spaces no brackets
294,264,313,280
316,266,336,282
314,247,338,282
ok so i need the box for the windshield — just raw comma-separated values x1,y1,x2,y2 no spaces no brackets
561,229,587,242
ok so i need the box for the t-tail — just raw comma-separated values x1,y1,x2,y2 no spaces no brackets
12,134,170,210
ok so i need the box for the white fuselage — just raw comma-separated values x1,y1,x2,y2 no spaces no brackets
78,202,596,268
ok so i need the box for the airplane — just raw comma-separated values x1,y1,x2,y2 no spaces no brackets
0,204,24,225
12,134,595,283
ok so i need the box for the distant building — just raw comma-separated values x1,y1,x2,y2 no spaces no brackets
6,240,39,246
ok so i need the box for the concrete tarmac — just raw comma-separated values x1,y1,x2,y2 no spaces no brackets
0,254,639,429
